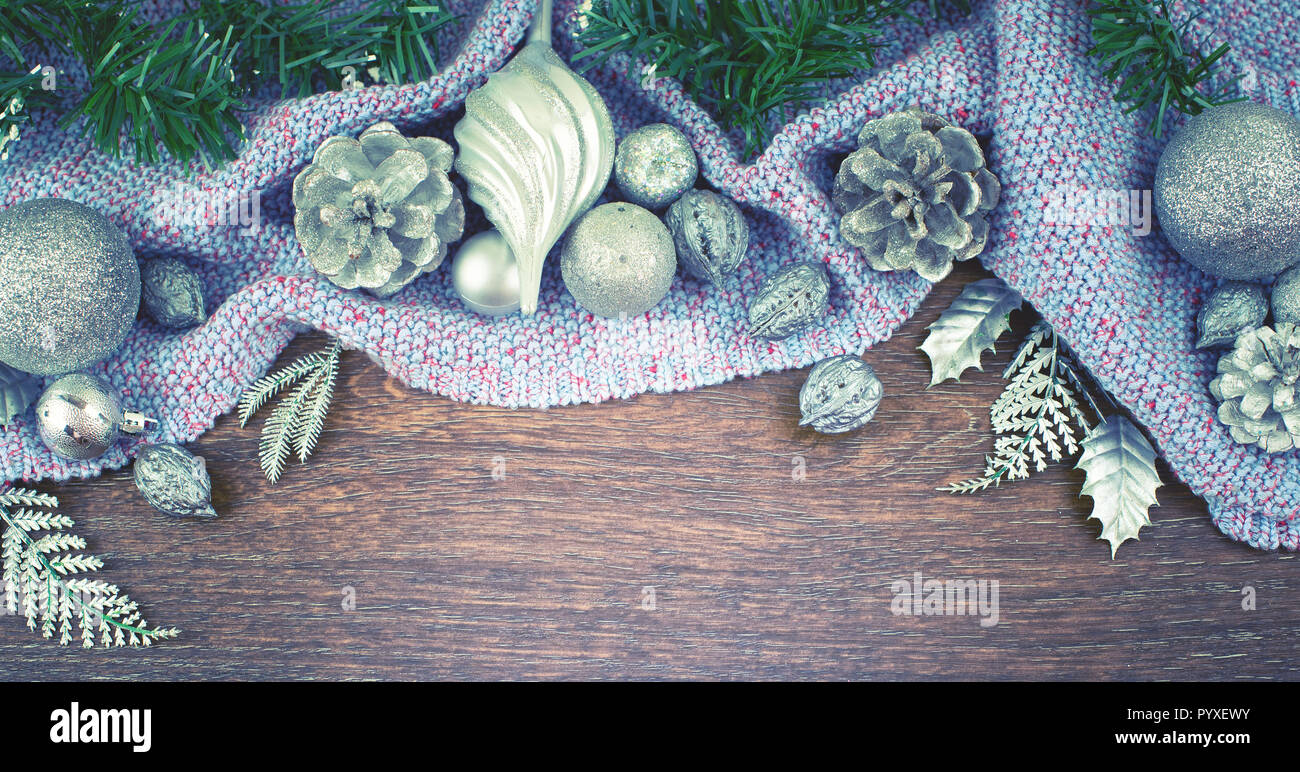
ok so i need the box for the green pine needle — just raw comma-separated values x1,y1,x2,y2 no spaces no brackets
0,488,179,648
241,339,343,485
1087,0,1242,138
574,0,914,158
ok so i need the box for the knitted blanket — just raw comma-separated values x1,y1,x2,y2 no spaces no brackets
1,0,1296,551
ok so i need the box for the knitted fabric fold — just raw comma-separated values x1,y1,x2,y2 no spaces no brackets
0,0,1295,550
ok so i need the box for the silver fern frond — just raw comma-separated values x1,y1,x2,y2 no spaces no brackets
0,488,179,648
242,339,343,484
942,320,1096,493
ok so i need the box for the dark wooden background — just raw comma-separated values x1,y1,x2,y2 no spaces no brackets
2,262,1296,681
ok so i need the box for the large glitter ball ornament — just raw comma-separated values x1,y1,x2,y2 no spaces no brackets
614,123,698,210
452,230,521,316
560,203,677,318
0,198,140,375
35,374,153,460
1154,102,1300,279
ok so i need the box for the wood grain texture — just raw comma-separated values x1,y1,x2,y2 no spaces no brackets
2,262,1296,681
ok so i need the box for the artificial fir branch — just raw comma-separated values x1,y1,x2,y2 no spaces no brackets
574,0,913,157
0,0,455,166
1087,0,1240,137
240,339,343,485
0,488,179,647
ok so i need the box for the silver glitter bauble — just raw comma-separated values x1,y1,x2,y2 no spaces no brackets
1196,281,1267,349
134,443,217,519
1154,102,1300,280
614,123,698,210
1272,264,1300,326
452,230,521,316
560,203,677,318
35,374,152,460
0,198,140,375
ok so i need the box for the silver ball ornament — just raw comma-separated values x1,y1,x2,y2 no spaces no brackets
561,203,677,318
35,374,152,461
451,230,521,316
613,123,698,210
0,198,141,375
1154,102,1300,279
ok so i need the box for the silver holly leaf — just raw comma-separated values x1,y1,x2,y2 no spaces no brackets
919,278,1022,386
1076,415,1161,558
0,361,41,428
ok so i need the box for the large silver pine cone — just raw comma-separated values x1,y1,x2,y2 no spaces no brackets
293,121,466,297
1209,323,1300,453
833,107,1001,282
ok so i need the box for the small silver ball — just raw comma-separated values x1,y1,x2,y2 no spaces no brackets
1273,265,1300,326
613,123,698,210
1154,102,1300,279
561,202,677,318
0,198,141,375
451,230,521,316
35,374,126,460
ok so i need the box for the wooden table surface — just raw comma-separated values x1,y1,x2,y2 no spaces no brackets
2,262,1296,681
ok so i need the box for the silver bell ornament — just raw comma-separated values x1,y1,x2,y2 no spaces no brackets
560,203,677,318
1154,102,1300,280
35,374,154,461
452,230,521,316
0,198,141,375
453,0,616,315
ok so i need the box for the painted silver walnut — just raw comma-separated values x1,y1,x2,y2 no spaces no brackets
1209,323,1300,453
833,107,1000,282
666,190,749,285
293,121,465,297
748,262,830,340
799,355,883,434
1272,264,1300,326
141,257,206,329
1196,281,1267,349
134,443,217,519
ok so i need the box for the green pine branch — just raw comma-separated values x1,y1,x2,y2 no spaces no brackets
1087,0,1242,137
0,0,456,166
0,488,179,648
574,0,914,158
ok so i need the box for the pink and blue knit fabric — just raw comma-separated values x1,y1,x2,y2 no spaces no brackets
0,0,1296,551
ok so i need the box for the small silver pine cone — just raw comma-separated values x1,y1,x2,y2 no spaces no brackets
293,121,466,297
833,107,1000,282
1209,324,1300,454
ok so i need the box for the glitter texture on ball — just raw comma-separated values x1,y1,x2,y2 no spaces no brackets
613,123,698,210
0,198,141,375
560,203,677,318
1154,102,1300,280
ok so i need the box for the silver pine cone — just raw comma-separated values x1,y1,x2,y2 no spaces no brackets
1209,323,1300,453
293,121,466,297
833,107,1000,282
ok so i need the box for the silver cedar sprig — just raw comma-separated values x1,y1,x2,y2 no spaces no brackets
943,321,1096,493
0,488,180,647
238,339,342,484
